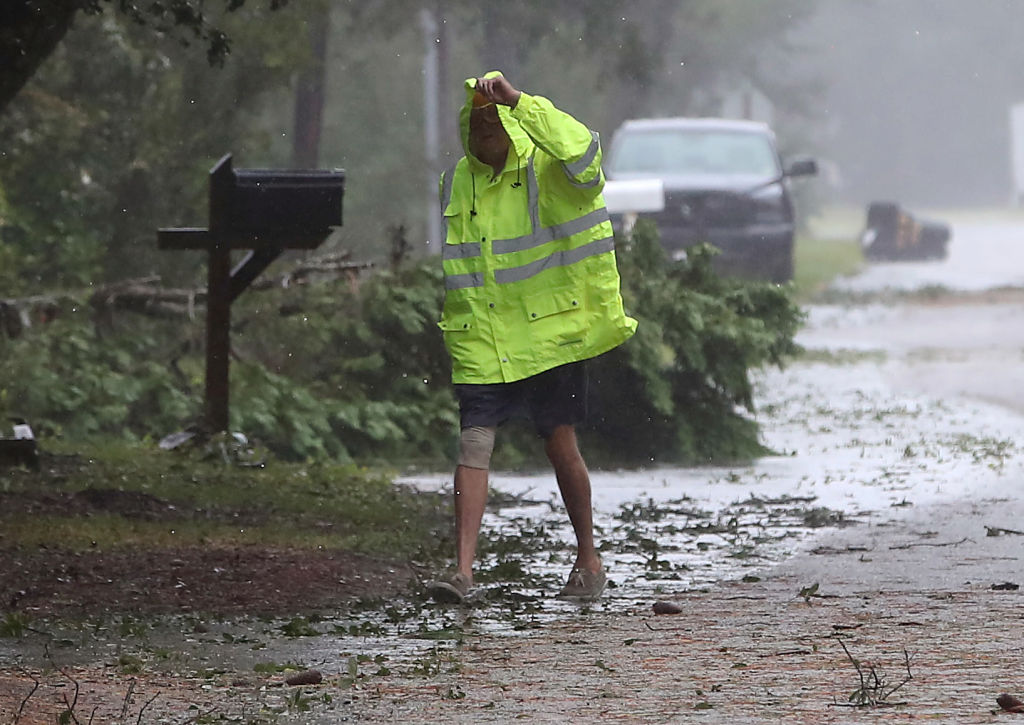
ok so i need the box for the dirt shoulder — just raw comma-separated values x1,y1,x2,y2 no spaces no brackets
0,545,415,618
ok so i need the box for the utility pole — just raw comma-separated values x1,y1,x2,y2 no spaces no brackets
420,8,442,253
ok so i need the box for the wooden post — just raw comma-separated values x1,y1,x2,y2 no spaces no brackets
205,241,232,432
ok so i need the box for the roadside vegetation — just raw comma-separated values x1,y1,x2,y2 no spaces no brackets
792,234,864,300
0,221,802,470
792,205,866,300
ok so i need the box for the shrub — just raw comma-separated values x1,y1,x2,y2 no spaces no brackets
0,223,801,467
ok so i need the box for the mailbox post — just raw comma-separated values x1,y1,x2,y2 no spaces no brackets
159,154,344,432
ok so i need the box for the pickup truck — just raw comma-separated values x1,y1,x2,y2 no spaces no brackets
605,117,816,283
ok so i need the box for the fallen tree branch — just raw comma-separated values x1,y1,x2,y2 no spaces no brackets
888,536,972,550
2,252,377,338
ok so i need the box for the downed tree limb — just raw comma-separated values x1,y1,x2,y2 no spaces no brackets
88,253,374,321
888,536,972,550
0,292,78,339
1,252,376,338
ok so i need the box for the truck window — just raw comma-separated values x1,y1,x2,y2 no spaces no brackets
610,129,780,177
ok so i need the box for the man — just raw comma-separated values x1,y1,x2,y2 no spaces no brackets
428,71,637,604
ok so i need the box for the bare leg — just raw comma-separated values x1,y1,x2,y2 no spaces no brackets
453,464,488,584
545,425,602,574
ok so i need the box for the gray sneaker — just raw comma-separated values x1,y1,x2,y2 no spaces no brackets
557,567,607,601
427,571,471,604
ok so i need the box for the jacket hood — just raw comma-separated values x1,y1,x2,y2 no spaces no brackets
459,71,533,173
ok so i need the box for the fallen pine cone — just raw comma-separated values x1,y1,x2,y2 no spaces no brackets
997,694,1024,713
286,669,323,686
652,601,683,615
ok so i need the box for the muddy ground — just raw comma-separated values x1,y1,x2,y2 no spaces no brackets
4,216,1024,723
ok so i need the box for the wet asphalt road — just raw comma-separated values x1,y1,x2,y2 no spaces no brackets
804,214,1024,413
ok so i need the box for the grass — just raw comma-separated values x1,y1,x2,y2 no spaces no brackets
792,233,864,301
790,204,866,300
0,438,450,556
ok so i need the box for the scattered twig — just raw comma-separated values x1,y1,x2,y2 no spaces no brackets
830,635,912,708
60,682,82,725
179,706,218,723
135,692,159,724
44,642,83,725
986,526,1024,537
12,667,39,724
724,595,768,601
888,536,972,550
120,678,136,721
811,545,872,556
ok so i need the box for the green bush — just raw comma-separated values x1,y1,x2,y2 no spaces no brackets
585,220,803,464
0,224,801,467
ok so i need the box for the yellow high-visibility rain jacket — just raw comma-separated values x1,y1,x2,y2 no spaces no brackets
438,72,637,384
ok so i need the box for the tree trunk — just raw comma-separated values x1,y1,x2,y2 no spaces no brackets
0,1,78,114
291,9,330,168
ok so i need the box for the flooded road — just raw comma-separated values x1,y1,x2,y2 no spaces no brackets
397,212,1024,616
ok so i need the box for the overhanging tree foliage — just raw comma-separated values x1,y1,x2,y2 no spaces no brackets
0,0,289,115
0,3,311,293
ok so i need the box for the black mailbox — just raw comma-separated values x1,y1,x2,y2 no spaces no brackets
208,155,344,239
158,153,345,432
212,166,345,236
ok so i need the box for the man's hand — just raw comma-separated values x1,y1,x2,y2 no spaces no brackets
475,75,521,109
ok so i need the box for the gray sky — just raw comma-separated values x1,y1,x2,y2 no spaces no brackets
792,0,1024,208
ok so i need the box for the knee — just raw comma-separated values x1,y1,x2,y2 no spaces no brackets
458,425,496,470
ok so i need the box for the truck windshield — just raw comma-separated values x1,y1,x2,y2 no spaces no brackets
610,129,780,177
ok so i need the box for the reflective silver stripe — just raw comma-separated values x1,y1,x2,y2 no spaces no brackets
443,241,481,260
567,172,602,189
526,155,540,234
445,272,484,290
492,207,610,255
495,235,615,285
562,131,600,180
440,163,457,241
439,163,457,214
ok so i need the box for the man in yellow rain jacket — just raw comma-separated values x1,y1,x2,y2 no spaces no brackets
427,71,637,604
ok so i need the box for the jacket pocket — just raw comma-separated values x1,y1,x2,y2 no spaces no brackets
438,313,476,364
524,287,586,347
438,314,474,332
524,287,582,321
